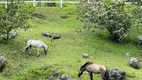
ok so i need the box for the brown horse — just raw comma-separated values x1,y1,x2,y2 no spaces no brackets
78,62,109,80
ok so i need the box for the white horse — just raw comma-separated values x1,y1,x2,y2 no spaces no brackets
23,39,48,57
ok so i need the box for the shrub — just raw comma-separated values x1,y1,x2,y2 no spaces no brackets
0,0,35,40
77,1,133,42
44,3,56,7
14,65,64,80
132,6,142,27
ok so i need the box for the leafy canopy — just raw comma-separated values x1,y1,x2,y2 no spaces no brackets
0,0,35,40
77,1,133,42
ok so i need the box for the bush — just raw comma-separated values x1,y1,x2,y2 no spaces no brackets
44,3,56,7
14,65,64,80
0,0,35,40
132,6,142,27
77,1,133,42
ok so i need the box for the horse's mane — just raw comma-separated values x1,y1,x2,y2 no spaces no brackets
80,62,93,70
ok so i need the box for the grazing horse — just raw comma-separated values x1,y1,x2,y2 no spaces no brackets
23,39,48,57
78,62,109,80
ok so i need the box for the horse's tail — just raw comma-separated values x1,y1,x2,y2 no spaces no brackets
104,69,109,80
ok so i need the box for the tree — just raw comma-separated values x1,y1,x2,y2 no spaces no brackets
0,0,35,40
132,6,142,27
77,1,133,42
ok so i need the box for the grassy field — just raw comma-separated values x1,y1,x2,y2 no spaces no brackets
0,4,142,80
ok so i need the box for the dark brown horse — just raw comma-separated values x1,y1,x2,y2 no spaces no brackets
78,62,109,80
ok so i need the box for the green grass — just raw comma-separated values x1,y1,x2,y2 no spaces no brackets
0,4,142,80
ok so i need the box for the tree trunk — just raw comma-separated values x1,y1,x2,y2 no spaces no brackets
6,31,9,40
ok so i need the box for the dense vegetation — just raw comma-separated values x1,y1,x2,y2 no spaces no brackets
77,1,142,42
0,2,142,80
77,2,133,42
0,0,34,40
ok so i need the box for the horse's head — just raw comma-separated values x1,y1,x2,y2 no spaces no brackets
78,70,83,77
78,62,93,77
44,45,48,55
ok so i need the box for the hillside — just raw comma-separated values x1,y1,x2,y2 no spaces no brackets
0,4,142,80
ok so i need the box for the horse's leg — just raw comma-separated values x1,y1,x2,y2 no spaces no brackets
37,47,40,57
44,48,47,55
103,76,106,80
22,45,29,53
101,72,106,80
28,45,32,55
89,72,93,80
0,64,5,72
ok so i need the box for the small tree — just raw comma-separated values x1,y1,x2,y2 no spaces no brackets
0,0,35,40
77,1,133,42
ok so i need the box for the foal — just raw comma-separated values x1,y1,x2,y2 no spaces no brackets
78,62,109,80
23,39,48,57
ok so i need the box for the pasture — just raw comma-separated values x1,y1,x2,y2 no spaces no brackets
0,4,142,80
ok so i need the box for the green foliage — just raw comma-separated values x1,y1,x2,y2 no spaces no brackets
77,2,133,42
124,5,142,32
103,0,114,4
14,66,64,80
0,5,142,80
0,0,35,40
132,6,142,27
17,3,35,27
